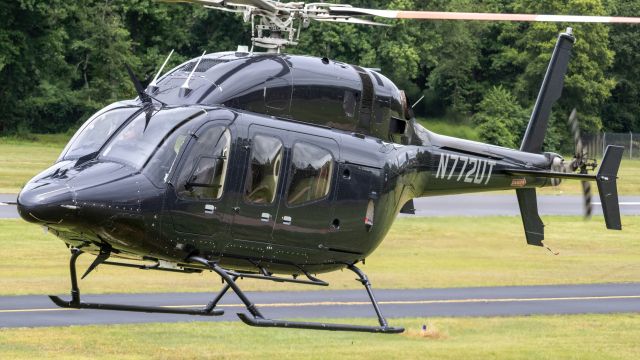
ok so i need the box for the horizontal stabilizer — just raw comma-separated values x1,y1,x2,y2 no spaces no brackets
516,188,545,246
597,146,624,230
505,169,595,181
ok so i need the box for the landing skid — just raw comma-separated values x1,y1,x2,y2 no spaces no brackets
50,248,404,333
49,249,224,316
189,256,404,333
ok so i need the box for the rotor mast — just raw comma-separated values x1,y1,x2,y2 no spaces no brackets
163,1,388,53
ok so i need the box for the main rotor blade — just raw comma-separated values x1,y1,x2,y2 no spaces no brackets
328,7,640,24
313,17,391,27
162,0,277,12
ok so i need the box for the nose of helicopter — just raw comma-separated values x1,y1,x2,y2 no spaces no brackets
17,182,77,224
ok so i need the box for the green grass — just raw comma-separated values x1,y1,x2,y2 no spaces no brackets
537,158,640,196
2,216,639,295
1,315,639,359
0,135,67,193
1,133,639,195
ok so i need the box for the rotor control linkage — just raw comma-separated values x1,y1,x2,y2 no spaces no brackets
49,248,225,316
189,256,404,333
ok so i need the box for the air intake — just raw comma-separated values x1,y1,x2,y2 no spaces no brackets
180,59,227,73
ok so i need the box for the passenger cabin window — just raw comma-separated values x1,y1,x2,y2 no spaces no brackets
343,91,357,118
245,135,283,204
264,77,291,112
177,126,231,200
286,142,333,206
289,85,360,131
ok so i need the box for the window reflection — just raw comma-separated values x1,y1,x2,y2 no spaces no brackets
63,107,138,160
102,108,202,170
286,142,333,206
343,91,357,118
177,127,230,200
245,135,283,204
143,131,189,187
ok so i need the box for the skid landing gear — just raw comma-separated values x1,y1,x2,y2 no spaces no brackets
189,256,404,334
49,249,224,316
50,248,403,333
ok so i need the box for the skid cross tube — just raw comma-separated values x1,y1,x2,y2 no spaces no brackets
49,249,225,316
189,256,404,333
204,275,238,313
190,256,265,319
225,270,329,286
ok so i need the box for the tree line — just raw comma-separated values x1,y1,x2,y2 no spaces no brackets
1,0,638,153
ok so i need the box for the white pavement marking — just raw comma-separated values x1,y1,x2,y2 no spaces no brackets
3,294,640,314
593,202,640,206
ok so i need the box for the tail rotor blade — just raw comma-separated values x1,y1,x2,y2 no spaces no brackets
582,180,592,220
566,108,584,172
568,109,584,157
567,109,593,220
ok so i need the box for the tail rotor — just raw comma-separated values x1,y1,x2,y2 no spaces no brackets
565,109,597,219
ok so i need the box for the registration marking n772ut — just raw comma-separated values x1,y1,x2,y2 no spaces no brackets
435,153,497,185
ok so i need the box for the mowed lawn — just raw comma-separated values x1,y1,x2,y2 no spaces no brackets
0,135,67,193
1,134,640,194
1,215,639,295
1,315,639,359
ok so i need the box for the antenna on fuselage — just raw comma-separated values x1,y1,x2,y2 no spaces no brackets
411,95,425,109
148,49,174,93
180,50,206,97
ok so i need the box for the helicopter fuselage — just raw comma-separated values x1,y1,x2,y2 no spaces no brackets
17,52,556,275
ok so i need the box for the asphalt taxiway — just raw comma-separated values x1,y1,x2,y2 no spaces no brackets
2,194,640,219
1,283,639,328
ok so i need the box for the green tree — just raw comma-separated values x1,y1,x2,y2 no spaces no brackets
507,0,615,144
473,85,529,148
601,0,640,132
0,1,75,134
0,0,629,141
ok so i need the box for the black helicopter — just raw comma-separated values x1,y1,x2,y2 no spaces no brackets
16,0,633,334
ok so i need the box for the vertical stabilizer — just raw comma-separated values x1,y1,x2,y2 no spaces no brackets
516,188,545,246
520,29,576,153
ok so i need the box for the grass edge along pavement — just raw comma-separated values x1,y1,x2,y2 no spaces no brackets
1,133,639,194
1,215,639,296
1,315,640,359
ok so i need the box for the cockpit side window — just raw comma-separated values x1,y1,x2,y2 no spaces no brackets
244,134,283,204
176,126,231,200
143,128,190,188
61,107,138,161
286,142,333,206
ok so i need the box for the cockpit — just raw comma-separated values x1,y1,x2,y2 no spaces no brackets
55,102,225,188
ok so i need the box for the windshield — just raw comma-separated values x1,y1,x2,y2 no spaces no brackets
60,105,139,160
101,107,205,170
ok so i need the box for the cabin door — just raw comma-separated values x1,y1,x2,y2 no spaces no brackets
165,121,234,239
270,133,338,251
230,124,287,245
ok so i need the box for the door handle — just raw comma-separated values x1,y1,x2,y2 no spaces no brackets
282,216,292,225
261,212,271,222
232,207,240,214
